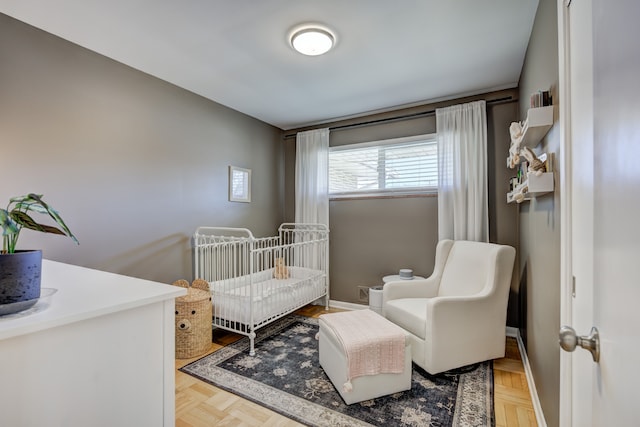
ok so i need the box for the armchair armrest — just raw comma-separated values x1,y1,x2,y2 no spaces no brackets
382,277,440,304
430,290,505,322
426,292,508,354
383,239,455,306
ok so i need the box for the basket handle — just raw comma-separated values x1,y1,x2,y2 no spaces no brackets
172,279,190,288
191,279,210,292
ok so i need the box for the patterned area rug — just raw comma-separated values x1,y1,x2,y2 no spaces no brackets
180,315,494,427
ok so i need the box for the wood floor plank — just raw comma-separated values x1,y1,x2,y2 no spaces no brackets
495,401,508,427
517,406,537,427
494,358,525,373
509,371,525,391
504,403,520,427
497,368,514,388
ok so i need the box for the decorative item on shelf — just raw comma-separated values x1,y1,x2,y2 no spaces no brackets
521,147,546,176
530,90,552,108
506,153,555,204
507,121,525,169
506,94,556,204
513,185,529,204
518,161,527,182
509,177,519,192
0,193,78,315
507,103,554,171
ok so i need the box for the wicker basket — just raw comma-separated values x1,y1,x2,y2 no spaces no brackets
173,279,212,359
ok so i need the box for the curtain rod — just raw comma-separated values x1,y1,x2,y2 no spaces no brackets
283,96,515,139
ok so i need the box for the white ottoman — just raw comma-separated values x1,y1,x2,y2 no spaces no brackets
318,309,412,405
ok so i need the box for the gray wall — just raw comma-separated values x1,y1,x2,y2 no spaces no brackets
517,0,560,425
0,14,284,283
284,93,519,311
488,102,522,326
327,115,438,303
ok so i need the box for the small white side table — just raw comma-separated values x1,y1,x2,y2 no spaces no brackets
368,286,384,314
382,274,425,283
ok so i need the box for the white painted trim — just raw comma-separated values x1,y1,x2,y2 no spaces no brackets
513,329,548,427
558,0,574,426
328,300,366,311
506,326,519,337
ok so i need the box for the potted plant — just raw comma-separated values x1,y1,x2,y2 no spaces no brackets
0,193,78,314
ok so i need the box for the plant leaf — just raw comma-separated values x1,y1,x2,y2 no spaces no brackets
11,194,78,244
10,211,47,232
9,194,43,206
45,206,78,243
12,201,48,215
11,211,66,236
1,209,19,235
38,224,67,236
27,194,78,243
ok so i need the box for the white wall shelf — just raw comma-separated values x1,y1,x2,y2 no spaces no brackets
507,172,554,203
519,105,554,148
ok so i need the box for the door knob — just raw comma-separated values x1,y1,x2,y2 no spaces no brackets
559,326,600,362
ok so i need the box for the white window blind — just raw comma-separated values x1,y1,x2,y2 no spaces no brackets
329,134,437,197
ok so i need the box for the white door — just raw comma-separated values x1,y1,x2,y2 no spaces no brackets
560,0,595,425
559,1,640,425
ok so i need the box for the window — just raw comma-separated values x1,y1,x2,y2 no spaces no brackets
329,134,437,198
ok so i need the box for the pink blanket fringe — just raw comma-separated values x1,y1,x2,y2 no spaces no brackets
320,309,406,393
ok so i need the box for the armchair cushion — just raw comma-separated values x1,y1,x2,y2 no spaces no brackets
384,298,428,339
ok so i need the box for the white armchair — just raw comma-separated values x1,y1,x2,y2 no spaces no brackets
382,239,516,375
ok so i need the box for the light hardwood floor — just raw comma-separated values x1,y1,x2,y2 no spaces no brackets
175,305,537,426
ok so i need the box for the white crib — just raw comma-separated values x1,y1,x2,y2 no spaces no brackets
193,223,329,355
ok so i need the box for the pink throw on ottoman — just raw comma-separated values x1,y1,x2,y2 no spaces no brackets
318,309,412,404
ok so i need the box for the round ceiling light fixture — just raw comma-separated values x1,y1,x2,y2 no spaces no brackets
289,24,335,56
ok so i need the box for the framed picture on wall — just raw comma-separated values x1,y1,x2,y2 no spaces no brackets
229,166,251,203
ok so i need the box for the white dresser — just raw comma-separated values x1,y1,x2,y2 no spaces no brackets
0,260,186,427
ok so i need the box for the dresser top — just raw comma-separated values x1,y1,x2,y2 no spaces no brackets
0,260,186,340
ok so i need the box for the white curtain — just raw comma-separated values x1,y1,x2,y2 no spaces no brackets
295,128,330,226
436,100,488,242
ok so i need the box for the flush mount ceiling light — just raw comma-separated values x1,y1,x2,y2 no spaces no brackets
289,25,336,56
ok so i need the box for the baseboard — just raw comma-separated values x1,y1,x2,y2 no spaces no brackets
328,300,367,311
512,329,547,427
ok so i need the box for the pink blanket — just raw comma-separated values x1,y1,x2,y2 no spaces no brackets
320,309,406,392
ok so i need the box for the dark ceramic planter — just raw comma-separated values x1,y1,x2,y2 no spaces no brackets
0,250,42,314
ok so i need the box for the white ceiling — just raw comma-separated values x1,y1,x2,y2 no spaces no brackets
0,0,539,130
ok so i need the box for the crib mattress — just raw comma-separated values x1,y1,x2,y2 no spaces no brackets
208,266,326,325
